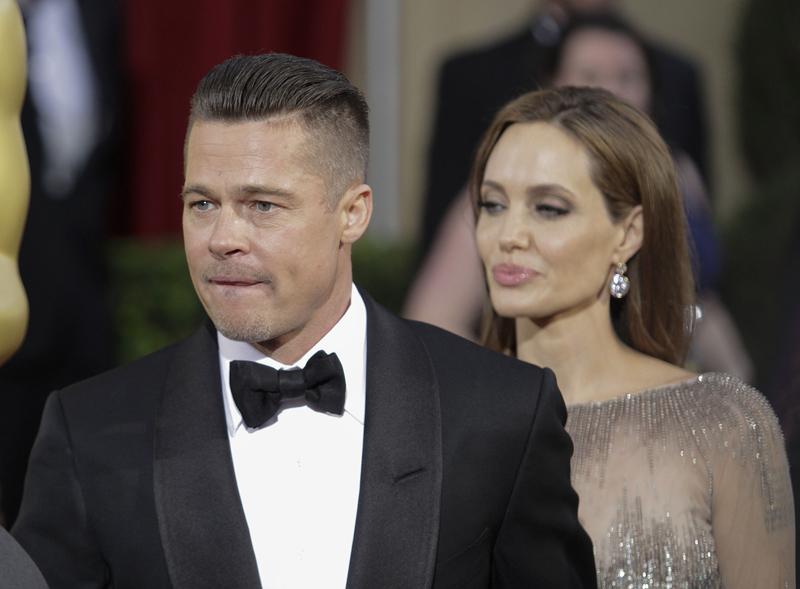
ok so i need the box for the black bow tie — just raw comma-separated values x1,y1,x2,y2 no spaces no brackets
229,351,346,429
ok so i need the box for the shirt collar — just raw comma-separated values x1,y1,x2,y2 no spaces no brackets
218,284,367,435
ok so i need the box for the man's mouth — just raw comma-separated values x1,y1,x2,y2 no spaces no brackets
208,278,261,287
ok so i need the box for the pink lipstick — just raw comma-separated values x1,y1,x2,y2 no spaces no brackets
491,264,538,287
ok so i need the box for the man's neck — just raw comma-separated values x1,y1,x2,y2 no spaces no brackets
252,279,353,365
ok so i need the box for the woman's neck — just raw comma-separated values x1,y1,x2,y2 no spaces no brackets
514,299,662,405
515,300,694,405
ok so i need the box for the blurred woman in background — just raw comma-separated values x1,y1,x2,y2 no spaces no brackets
550,12,752,379
473,84,794,587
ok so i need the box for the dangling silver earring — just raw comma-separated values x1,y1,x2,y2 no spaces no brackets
609,262,630,299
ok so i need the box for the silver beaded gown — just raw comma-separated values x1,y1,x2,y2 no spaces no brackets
565,373,795,588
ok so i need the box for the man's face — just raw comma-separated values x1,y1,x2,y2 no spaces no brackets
182,119,361,356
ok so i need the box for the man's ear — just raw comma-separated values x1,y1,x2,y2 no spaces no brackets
614,204,643,264
338,183,372,244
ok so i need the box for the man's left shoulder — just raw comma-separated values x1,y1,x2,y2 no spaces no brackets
361,289,547,387
407,318,546,387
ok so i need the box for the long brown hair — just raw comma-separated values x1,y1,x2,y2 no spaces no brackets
472,86,694,365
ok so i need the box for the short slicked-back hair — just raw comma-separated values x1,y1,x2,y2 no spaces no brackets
188,53,370,200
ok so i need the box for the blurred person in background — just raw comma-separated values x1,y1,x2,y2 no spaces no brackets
549,13,752,379
406,12,751,382
0,0,122,527
473,85,794,587
417,0,708,270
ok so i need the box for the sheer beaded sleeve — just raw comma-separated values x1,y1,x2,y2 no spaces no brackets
708,376,795,588
566,373,795,588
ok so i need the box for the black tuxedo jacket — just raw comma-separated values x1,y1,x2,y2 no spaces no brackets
13,294,596,588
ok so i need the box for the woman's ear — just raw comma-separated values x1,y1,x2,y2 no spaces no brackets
615,204,643,264
339,183,373,245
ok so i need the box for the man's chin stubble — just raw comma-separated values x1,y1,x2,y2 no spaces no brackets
213,314,273,344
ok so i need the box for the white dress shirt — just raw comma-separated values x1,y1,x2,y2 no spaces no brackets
218,285,366,589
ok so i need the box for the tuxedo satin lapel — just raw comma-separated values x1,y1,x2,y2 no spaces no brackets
154,322,261,588
346,294,442,589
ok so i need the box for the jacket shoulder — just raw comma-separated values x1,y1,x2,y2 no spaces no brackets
360,290,545,386
54,330,200,421
407,318,547,387
62,340,178,394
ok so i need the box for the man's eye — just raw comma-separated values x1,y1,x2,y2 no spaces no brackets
254,201,273,213
191,200,213,211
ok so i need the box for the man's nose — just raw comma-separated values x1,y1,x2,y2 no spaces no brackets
208,208,248,259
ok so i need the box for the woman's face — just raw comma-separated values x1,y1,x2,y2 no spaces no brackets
476,122,625,322
553,28,651,113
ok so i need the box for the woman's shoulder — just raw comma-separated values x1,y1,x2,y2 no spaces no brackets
623,359,779,429
680,374,788,474
569,370,783,442
686,373,781,432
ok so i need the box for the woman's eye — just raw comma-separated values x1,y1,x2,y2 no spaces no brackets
254,201,273,213
478,200,505,215
536,203,569,218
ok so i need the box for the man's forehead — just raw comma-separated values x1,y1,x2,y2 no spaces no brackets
184,117,317,171
187,115,308,145
183,117,333,191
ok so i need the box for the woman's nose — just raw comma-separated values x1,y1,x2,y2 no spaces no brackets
498,216,531,252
